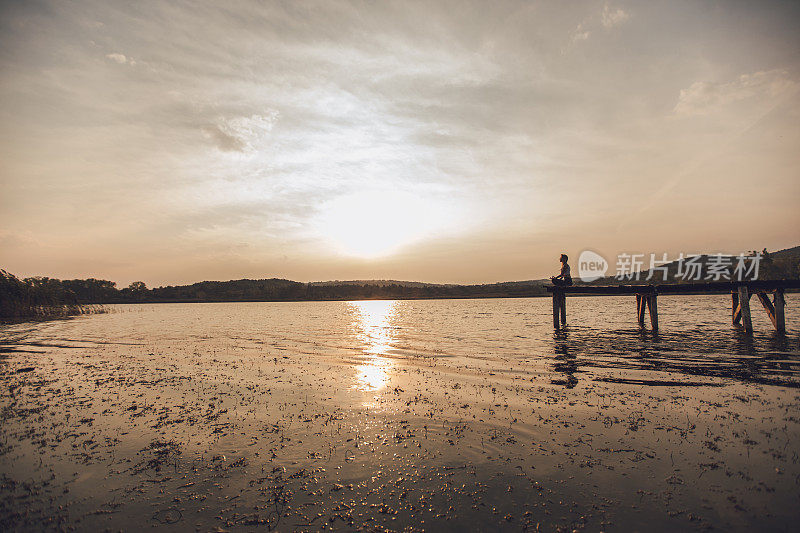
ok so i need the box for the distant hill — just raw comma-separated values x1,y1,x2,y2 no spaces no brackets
146,278,550,303
771,246,800,276
310,279,452,287
309,278,548,287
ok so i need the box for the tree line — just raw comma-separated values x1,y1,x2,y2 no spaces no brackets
0,271,549,320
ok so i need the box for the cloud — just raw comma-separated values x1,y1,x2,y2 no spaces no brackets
201,113,279,152
105,52,128,64
674,69,798,116
571,24,591,44
201,125,246,152
566,3,629,51
601,4,631,28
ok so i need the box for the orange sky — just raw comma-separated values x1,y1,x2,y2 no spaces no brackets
1,1,799,286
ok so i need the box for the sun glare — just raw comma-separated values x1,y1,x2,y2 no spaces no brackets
350,300,398,393
316,190,457,257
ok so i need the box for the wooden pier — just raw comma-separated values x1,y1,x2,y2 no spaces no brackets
546,280,799,333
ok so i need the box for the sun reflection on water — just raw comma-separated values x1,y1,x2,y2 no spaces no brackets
349,300,398,392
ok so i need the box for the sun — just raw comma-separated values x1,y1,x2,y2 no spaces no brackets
315,190,458,257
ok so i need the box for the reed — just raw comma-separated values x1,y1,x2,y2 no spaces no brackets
0,270,104,321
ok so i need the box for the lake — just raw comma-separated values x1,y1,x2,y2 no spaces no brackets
1,295,799,531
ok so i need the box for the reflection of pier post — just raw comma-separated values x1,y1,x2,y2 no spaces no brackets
552,330,578,388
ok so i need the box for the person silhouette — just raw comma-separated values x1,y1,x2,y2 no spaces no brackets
550,254,572,286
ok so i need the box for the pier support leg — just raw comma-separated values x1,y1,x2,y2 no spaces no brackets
559,292,566,326
552,291,561,330
647,294,659,332
737,286,753,334
774,289,785,333
636,294,646,328
756,292,778,330
636,294,641,325
732,292,741,325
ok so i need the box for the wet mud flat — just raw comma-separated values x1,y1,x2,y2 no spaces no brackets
2,312,800,531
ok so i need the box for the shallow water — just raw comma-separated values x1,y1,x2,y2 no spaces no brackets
1,295,799,531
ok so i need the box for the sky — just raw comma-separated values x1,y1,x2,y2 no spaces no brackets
1,0,799,287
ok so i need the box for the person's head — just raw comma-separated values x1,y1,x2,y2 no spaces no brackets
559,253,568,264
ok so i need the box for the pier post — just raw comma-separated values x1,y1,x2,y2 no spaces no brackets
647,293,659,331
732,292,740,325
636,294,642,326
737,285,753,334
552,290,561,329
774,289,786,333
559,291,566,326
756,292,778,330
636,294,646,327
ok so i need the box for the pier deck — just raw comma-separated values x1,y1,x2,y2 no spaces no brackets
546,280,800,333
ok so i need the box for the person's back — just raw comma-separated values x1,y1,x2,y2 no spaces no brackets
551,254,572,286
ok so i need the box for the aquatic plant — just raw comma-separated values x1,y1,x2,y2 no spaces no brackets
0,269,102,321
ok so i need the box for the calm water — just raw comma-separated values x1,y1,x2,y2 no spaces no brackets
5,294,798,388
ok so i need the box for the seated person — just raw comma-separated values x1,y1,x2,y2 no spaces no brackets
550,254,572,286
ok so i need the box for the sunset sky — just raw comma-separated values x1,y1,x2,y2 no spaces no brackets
1,0,799,286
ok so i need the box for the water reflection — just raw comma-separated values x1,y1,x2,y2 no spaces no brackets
546,326,800,388
551,330,579,388
349,300,398,392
